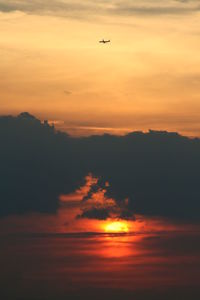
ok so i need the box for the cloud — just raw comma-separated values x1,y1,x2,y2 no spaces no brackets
1,112,200,221
64,90,72,96
78,208,110,220
0,0,104,18
0,0,200,19
76,176,135,220
112,0,200,17
0,112,85,216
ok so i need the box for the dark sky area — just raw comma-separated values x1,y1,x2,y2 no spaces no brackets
1,112,200,221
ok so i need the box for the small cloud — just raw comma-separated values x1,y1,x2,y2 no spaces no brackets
77,207,109,220
64,90,72,96
48,119,65,125
77,176,135,221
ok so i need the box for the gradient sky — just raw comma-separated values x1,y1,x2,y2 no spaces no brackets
1,0,200,136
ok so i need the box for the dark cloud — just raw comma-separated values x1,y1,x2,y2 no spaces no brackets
77,207,110,220
0,112,86,216
76,176,135,220
1,112,200,221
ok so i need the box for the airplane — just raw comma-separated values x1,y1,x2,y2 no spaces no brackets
99,39,110,44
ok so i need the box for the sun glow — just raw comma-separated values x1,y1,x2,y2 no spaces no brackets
104,221,129,233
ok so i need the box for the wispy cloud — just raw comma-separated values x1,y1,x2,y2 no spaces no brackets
0,0,200,19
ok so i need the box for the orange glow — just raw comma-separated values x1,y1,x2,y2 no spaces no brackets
59,174,98,203
104,221,129,233
2,8,200,138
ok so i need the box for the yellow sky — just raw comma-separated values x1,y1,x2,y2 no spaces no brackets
1,1,200,136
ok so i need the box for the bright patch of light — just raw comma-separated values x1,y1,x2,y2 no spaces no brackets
104,221,129,233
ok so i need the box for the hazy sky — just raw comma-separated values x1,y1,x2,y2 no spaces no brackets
1,0,200,136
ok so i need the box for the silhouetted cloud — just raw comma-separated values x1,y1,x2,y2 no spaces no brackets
1,112,200,221
77,177,135,220
78,208,110,220
0,112,85,216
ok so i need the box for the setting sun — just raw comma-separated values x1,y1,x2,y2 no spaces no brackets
104,221,129,233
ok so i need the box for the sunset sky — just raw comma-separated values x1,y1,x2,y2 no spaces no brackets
1,0,200,135
1,3,200,300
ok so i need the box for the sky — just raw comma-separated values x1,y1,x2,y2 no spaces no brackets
1,3,200,296
1,0,200,136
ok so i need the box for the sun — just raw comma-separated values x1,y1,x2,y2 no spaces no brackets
104,221,129,233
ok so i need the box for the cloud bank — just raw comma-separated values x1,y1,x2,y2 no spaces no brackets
1,112,200,221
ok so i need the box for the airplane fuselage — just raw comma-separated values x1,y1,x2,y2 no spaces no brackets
99,39,110,43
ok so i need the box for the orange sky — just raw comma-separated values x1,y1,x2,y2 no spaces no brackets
1,1,200,136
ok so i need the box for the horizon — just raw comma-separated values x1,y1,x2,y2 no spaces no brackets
2,111,200,138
